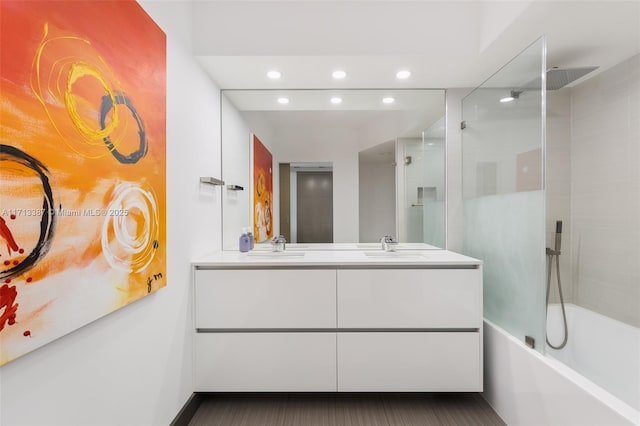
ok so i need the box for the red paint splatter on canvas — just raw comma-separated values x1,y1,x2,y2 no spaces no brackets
0,217,19,256
0,284,19,331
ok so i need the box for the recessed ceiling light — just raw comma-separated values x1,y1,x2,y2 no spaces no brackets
277,97,289,105
382,97,395,104
330,97,342,104
267,70,282,79
396,70,411,79
500,96,515,103
332,70,347,79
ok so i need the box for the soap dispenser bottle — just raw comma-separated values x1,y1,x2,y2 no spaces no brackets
247,228,255,250
239,229,250,252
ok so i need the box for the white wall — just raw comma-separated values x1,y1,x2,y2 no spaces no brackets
0,2,222,425
359,157,395,242
221,96,252,249
221,106,279,249
267,117,360,243
569,54,640,327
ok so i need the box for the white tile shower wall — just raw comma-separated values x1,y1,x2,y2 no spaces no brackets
569,54,640,327
546,90,573,304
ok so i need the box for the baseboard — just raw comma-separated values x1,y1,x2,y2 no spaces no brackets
170,393,203,426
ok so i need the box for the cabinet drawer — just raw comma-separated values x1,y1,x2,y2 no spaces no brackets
195,269,336,328
337,332,481,391
337,269,481,328
195,333,337,391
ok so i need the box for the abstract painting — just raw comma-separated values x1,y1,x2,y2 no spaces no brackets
253,135,273,242
0,1,166,365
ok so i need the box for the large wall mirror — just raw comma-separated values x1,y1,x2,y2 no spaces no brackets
221,89,445,250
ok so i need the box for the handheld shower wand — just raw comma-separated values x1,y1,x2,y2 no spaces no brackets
546,220,568,349
554,220,562,253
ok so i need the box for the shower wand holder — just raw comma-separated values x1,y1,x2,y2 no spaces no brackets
546,247,561,256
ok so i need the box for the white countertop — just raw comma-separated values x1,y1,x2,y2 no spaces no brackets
250,242,442,251
192,247,482,268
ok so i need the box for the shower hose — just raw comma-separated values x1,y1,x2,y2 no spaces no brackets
546,250,568,349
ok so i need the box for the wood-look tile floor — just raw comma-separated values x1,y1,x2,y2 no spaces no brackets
188,394,505,426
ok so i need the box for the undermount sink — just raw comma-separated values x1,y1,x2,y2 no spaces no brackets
363,251,427,259
246,251,306,258
357,243,419,250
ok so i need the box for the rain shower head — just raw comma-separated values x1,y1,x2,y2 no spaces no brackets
547,67,599,89
526,66,599,90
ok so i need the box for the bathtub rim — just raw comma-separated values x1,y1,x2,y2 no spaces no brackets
485,317,639,425
544,303,639,422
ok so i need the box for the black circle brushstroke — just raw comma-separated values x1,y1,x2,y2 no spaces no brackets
0,145,56,280
100,92,147,164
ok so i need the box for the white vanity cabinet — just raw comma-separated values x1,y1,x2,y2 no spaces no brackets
194,269,337,391
337,332,481,391
193,253,482,393
336,268,482,391
337,269,481,328
195,269,336,329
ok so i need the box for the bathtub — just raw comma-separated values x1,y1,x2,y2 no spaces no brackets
483,311,640,425
546,303,640,417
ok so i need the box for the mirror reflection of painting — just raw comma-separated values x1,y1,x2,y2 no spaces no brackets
252,135,273,243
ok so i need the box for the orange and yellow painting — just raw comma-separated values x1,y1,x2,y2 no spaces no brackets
0,1,166,365
253,135,273,243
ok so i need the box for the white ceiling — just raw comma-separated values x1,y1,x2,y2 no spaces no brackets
359,139,396,164
223,89,443,111
226,89,445,139
193,0,640,90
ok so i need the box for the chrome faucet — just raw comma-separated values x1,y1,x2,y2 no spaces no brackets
380,235,398,252
271,235,286,252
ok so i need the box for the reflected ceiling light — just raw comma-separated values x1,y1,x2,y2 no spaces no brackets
382,97,395,104
332,70,347,79
267,70,282,79
500,96,515,103
396,70,411,79
277,97,289,104
427,142,435,146
330,97,342,104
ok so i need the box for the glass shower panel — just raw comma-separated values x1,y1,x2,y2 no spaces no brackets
462,37,547,351
422,118,445,248
397,117,446,247
398,137,425,243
